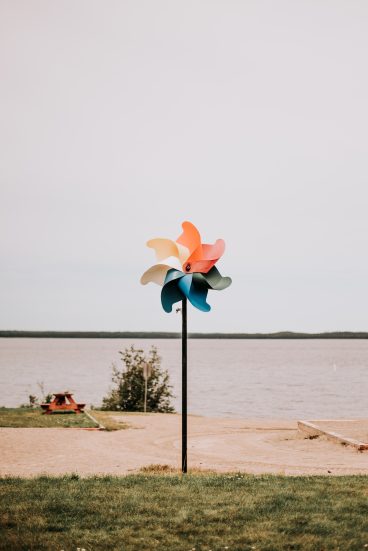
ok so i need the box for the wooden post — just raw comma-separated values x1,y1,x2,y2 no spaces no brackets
144,376,148,413
182,298,187,473
142,363,151,413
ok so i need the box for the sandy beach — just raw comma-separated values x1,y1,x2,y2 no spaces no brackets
1,413,367,477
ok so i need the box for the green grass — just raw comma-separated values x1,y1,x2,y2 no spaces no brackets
0,408,128,430
0,408,98,429
90,410,128,431
1,474,368,550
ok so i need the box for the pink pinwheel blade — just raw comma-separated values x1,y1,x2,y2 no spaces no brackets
182,239,226,274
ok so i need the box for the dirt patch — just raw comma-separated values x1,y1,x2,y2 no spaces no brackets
1,414,367,477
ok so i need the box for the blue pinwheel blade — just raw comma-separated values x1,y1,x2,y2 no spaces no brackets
178,274,211,312
161,269,186,313
160,267,231,314
161,280,185,313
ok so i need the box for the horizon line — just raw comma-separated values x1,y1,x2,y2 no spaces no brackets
1,330,368,339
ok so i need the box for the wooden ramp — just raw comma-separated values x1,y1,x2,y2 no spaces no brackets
298,420,368,451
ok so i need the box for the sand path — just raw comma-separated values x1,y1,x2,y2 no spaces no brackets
1,414,367,477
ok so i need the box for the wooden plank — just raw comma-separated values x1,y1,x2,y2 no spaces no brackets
84,410,105,430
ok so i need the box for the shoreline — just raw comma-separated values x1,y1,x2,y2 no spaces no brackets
2,330,368,339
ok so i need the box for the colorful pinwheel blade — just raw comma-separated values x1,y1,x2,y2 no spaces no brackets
176,221,201,258
147,238,189,265
140,264,172,286
177,222,226,274
178,274,211,312
200,266,232,290
160,270,212,313
161,270,186,313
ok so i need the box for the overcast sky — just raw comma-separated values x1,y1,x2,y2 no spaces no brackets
1,0,367,333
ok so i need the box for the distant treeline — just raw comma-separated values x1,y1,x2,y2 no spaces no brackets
1,330,368,339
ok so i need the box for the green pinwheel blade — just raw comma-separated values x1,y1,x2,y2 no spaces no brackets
196,266,232,290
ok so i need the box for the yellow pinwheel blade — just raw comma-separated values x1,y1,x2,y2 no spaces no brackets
140,264,172,286
147,238,189,264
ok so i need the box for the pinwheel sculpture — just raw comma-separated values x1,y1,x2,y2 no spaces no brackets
141,221,231,472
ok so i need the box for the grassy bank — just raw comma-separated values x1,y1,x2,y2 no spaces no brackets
1,474,368,550
0,408,99,428
0,408,129,430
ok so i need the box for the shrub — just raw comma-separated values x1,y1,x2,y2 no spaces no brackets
101,345,175,413
19,395,39,408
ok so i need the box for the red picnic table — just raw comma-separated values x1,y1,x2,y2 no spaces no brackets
41,391,85,414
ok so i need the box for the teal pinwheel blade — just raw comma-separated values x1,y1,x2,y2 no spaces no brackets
161,269,211,313
161,270,186,313
179,273,210,312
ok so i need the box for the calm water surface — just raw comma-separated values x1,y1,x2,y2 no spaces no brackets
0,339,367,418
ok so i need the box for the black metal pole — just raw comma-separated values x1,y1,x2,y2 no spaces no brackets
182,298,187,473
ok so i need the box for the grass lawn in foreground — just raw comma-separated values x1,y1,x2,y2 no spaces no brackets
1,474,368,550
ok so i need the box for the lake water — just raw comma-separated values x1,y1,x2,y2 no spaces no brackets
0,338,367,419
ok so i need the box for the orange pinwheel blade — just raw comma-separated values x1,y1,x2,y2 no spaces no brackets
176,221,202,257
182,239,226,274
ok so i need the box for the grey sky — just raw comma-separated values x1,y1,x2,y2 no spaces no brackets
1,0,367,332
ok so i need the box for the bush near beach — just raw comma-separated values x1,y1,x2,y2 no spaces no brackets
1,473,368,550
101,345,175,413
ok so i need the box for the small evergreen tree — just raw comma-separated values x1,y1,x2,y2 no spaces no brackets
101,345,175,412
